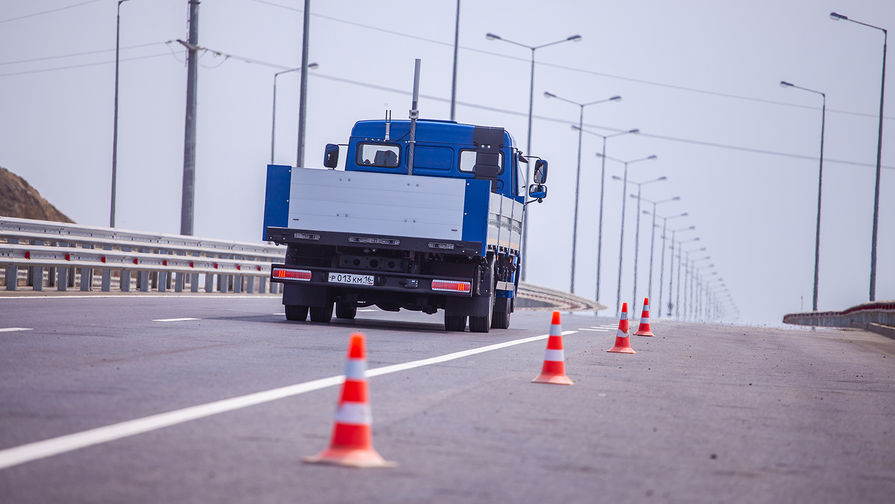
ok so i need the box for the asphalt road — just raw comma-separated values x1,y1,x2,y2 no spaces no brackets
0,294,893,503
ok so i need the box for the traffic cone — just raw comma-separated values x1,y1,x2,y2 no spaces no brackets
634,297,656,337
607,302,636,354
302,333,396,468
532,311,574,385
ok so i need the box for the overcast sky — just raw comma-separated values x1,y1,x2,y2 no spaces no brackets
1,0,893,324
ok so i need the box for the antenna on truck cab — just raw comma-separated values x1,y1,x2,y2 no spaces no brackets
384,110,391,141
407,58,421,175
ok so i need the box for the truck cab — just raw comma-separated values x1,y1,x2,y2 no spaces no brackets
263,118,548,332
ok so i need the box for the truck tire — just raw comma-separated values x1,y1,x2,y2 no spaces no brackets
444,313,467,332
335,300,357,320
468,292,493,333
491,298,511,329
285,305,309,321
309,303,334,323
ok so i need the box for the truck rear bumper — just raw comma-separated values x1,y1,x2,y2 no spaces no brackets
270,263,474,298
266,227,483,257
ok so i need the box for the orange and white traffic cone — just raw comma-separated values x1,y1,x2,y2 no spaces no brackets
532,311,574,385
634,297,656,337
303,333,396,468
607,302,636,354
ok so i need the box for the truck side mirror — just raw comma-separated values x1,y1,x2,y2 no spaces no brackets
533,159,548,184
528,184,547,200
323,143,339,169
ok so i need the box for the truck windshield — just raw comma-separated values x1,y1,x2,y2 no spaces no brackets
357,143,400,167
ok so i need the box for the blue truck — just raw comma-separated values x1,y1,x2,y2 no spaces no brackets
263,118,548,332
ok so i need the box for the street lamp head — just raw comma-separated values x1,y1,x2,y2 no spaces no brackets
688,225,695,229
780,80,794,88
610,95,622,101
611,175,622,181
658,176,668,181
672,196,681,201
567,34,583,42
307,62,319,69
647,155,658,160
544,91,556,98
485,32,501,40
830,12,848,21
628,128,640,134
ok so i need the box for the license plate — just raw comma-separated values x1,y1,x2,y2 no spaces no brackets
327,272,375,286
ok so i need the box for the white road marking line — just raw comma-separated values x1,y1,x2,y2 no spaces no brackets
272,312,285,316
578,328,609,332
0,330,577,470
151,318,200,323
0,328,33,333
358,308,377,312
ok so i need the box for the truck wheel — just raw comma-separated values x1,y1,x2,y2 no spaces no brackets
468,292,493,333
444,313,467,332
309,303,334,323
285,305,309,321
491,300,511,329
335,300,357,320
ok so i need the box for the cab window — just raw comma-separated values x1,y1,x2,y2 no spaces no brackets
458,150,504,173
357,143,400,167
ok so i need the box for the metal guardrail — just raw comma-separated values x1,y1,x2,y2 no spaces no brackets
783,302,895,338
0,217,601,312
0,217,284,294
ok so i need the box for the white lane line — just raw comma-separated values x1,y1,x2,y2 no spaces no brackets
272,312,285,316
0,328,33,333
152,318,200,323
0,330,576,470
578,328,609,332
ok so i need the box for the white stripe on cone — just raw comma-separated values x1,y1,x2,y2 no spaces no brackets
333,402,372,425
617,329,627,338
550,324,562,335
543,349,565,362
344,359,367,380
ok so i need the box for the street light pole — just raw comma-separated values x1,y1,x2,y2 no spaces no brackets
271,63,318,164
544,92,621,294
450,0,460,121
601,153,657,314
780,80,825,311
486,32,582,282
295,0,311,168
626,179,667,313
571,125,639,308
830,12,887,301
110,0,130,228
639,201,681,310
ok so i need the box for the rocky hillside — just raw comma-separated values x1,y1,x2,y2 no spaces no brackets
0,166,74,223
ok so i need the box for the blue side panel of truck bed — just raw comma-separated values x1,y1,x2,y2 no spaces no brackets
461,179,490,255
262,164,291,240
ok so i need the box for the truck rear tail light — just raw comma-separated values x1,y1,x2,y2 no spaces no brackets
431,279,471,293
428,241,455,250
273,268,312,281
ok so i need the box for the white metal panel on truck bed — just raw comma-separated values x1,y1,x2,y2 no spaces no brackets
288,168,466,240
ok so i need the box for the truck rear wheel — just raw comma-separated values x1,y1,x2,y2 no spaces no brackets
309,303,334,323
285,305,309,321
491,298,511,329
444,313,467,332
336,300,357,320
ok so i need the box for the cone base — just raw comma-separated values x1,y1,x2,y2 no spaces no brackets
532,373,574,385
634,330,655,337
302,447,397,468
607,346,636,354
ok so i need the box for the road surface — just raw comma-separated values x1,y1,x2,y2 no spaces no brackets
0,294,893,502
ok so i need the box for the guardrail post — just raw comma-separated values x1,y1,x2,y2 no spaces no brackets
204,272,214,293
158,271,167,292
138,248,150,292
246,276,255,294
259,276,267,294
57,266,68,291
190,273,199,293
101,245,111,292
30,239,43,291
48,267,56,287
79,244,93,291
175,271,184,292
5,238,18,291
